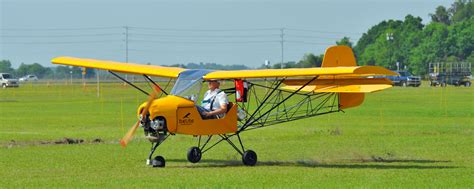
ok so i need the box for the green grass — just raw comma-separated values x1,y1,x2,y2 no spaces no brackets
0,82,473,188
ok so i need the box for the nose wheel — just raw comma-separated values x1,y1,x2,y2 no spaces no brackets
151,156,166,167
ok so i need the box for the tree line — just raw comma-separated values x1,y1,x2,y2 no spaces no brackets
0,60,95,79
1,1,472,77
265,0,473,75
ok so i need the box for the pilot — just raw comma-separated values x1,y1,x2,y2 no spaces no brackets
196,79,228,119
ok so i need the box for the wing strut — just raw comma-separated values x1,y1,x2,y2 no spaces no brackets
108,71,149,96
143,74,169,95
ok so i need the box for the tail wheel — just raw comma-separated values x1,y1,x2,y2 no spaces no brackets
187,146,202,163
242,150,257,166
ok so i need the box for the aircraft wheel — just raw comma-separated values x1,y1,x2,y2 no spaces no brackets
242,150,257,166
151,156,166,167
187,146,202,163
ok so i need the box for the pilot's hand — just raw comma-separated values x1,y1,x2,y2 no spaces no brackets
203,112,211,117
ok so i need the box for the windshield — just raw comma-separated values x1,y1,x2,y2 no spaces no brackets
398,71,409,77
171,69,213,103
2,74,12,79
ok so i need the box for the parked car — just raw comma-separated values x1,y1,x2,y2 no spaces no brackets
0,73,20,88
387,70,421,87
19,75,38,82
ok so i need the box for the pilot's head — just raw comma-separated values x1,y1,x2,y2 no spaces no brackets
207,79,220,90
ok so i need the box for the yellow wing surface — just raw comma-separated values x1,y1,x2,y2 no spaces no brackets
51,57,185,78
51,46,396,109
203,66,395,79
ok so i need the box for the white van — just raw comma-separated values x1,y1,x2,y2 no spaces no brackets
0,73,20,88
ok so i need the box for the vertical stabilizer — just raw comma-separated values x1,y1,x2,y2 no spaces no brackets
321,46,357,67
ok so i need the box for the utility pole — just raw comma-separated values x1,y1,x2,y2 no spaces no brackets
386,32,394,69
96,69,100,98
280,28,285,69
124,26,129,81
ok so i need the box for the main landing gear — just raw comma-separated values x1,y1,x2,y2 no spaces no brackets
242,150,257,166
184,134,258,166
147,133,257,168
187,146,202,163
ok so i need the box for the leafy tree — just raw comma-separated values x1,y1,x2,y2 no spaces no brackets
0,60,15,74
16,63,53,78
336,37,353,48
297,53,324,67
450,0,474,23
431,6,451,25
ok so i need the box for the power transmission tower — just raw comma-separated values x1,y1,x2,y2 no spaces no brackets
280,28,285,69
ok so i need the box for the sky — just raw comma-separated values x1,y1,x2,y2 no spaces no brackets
1,0,452,68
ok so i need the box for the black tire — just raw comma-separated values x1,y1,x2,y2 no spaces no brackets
401,81,407,87
242,150,257,166
187,146,202,163
465,82,471,87
2,84,6,89
151,156,166,167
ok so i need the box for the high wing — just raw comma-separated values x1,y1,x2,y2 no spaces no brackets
203,66,395,79
202,45,397,110
203,46,397,79
51,57,185,78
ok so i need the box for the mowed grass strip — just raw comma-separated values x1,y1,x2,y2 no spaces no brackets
0,82,472,188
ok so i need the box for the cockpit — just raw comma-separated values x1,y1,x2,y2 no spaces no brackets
170,69,214,103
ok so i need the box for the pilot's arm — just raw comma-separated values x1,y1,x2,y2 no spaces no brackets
203,104,227,117
203,92,228,117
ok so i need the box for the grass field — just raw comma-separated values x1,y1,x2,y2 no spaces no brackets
0,81,472,188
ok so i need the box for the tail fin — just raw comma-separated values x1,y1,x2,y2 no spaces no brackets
282,45,392,110
322,45,363,109
321,45,357,67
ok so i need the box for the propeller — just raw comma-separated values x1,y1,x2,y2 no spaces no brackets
120,86,160,148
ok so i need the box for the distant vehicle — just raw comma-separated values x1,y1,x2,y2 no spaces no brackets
0,73,20,88
386,70,421,87
429,62,471,87
19,75,38,82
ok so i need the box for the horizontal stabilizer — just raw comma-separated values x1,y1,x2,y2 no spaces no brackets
281,78,392,93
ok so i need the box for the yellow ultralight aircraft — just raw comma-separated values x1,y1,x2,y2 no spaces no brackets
52,45,397,167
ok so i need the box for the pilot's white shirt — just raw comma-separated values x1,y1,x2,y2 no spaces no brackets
201,89,228,118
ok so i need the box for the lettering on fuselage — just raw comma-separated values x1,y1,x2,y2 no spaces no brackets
179,113,194,125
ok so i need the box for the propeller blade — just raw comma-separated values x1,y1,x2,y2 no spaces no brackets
120,86,160,148
120,121,140,148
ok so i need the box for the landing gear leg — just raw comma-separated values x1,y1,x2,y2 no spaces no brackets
147,134,169,168
220,133,258,166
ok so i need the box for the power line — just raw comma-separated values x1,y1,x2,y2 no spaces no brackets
128,33,280,38
286,35,342,40
0,33,122,38
128,27,281,32
286,41,334,45
2,40,121,44
286,28,364,35
129,39,279,44
0,26,122,31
